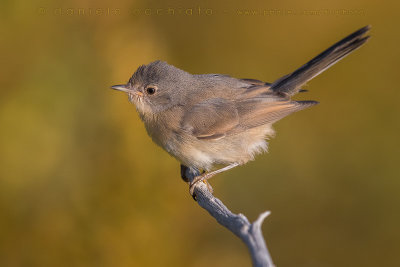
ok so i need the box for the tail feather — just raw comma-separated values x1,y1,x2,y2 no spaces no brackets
271,25,370,96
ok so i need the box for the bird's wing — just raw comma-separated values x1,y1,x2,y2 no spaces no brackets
233,98,318,133
181,98,239,140
239,78,270,86
181,97,317,140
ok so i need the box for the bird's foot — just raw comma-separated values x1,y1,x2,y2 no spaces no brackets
189,173,214,200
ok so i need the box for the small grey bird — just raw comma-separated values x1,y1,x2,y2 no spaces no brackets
112,26,370,195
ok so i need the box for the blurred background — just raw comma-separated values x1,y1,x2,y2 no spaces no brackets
1,0,399,266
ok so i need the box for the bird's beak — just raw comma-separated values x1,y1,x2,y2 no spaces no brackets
111,84,144,96
111,84,131,93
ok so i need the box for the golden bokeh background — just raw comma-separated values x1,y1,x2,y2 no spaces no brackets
1,0,399,266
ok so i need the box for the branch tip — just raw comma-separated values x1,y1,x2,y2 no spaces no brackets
255,211,271,226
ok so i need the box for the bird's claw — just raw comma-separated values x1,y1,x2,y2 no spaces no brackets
189,175,214,200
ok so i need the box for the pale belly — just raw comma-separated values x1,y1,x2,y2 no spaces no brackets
142,110,275,171
163,125,275,171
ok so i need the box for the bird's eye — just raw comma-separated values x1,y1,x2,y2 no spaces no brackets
146,87,156,95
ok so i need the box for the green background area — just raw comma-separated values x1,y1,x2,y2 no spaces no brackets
1,0,399,266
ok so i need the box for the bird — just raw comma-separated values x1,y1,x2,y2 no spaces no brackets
111,25,370,196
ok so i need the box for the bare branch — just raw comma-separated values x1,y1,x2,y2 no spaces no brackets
184,167,275,267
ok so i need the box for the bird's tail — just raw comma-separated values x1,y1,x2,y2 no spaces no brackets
271,25,371,96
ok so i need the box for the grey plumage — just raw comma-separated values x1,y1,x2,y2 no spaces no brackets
111,26,370,174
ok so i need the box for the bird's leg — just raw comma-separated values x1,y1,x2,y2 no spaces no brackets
181,165,212,197
189,163,240,196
